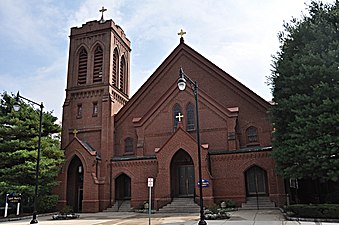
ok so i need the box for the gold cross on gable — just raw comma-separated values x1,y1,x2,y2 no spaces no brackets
73,129,78,137
177,29,186,38
176,112,184,122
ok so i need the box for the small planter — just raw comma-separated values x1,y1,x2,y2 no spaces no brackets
144,202,149,209
204,212,230,220
52,213,80,220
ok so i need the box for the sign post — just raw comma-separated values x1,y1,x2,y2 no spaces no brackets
147,178,154,225
4,194,8,218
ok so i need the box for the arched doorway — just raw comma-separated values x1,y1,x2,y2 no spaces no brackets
115,173,131,201
170,150,195,197
67,156,84,212
245,165,268,196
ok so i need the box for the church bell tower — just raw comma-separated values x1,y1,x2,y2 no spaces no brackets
61,9,131,151
59,8,131,212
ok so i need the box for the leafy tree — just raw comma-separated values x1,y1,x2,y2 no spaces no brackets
269,1,339,182
0,92,64,211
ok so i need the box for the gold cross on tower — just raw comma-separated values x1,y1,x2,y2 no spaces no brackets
73,129,78,137
176,112,184,122
177,29,186,38
99,6,107,23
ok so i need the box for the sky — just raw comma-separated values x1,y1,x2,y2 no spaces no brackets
0,0,335,120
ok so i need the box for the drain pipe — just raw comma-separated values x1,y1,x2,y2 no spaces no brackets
109,159,112,207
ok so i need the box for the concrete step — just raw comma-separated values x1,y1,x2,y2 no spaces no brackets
104,200,133,212
241,197,276,210
158,198,200,213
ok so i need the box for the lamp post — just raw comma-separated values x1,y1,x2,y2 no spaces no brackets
177,67,207,225
13,92,43,224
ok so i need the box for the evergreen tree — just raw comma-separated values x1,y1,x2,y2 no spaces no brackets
269,1,339,181
0,92,64,211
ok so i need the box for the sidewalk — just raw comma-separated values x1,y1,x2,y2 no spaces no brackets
0,209,338,224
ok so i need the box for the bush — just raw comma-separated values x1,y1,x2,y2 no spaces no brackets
286,204,339,219
59,205,74,214
325,191,339,204
204,203,231,220
207,203,219,214
224,199,236,208
37,195,59,213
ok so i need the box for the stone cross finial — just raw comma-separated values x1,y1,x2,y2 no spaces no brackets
99,6,107,23
177,29,186,38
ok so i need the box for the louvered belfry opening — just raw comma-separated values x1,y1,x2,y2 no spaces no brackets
119,57,125,92
112,48,118,87
93,45,103,83
78,48,88,85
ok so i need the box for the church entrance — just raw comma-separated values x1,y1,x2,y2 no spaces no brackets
67,156,83,212
171,150,195,197
245,165,268,196
115,173,131,200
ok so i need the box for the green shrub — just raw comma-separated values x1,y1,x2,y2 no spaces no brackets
325,191,339,203
37,195,59,213
224,199,236,208
207,203,219,214
59,205,74,214
286,204,339,219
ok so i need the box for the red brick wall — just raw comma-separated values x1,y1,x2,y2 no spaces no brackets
57,19,285,213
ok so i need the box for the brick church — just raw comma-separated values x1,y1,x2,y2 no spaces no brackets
55,12,286,212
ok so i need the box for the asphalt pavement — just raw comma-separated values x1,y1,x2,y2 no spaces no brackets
1,209,338,225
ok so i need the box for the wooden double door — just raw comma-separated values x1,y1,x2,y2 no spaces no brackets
245,166,268,196
171,150,195,197
178,165,195,196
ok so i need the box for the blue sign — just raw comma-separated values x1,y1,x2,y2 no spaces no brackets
198,179,209,188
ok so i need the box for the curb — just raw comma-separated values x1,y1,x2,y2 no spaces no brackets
0,213,56,223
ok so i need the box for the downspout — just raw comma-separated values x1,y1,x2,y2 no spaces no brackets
109,159,112,207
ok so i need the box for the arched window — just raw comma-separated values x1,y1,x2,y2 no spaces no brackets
119,56,125,92
124,137,133,153
93,45,103,83
173,104,182,130
112,48,119,87
78,48,87,85
186,103,195,131
247,126,258,143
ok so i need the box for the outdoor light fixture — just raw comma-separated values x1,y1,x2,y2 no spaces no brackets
78,165,83,174
14,92,43,224
177,67,207,225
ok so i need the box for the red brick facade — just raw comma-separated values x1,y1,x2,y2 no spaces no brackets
55,18,286,212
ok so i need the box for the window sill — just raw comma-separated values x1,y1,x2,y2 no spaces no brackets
246,142,260,147
123,152,134,156
187,128,196,132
